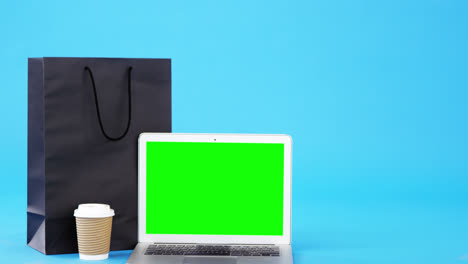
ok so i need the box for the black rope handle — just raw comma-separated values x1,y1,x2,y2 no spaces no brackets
84,66,133,141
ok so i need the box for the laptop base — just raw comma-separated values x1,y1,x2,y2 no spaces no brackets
127,243,293,264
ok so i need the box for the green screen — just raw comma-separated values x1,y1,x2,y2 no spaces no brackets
146,141,284,236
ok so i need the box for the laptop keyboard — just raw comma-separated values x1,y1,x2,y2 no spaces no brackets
145,244,280,257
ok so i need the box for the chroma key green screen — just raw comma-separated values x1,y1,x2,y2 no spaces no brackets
146,141,284,236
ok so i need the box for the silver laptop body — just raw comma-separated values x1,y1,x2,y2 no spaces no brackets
128,133,293,264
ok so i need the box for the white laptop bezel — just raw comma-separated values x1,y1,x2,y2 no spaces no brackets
138,133,292,245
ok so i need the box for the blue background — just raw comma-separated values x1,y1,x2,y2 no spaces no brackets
1,0,468,263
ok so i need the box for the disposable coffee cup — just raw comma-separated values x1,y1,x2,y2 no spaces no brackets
74,204,115,260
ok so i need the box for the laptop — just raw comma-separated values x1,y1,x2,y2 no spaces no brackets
127,133,293,264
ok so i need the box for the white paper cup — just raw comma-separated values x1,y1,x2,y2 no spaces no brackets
74,204,115,260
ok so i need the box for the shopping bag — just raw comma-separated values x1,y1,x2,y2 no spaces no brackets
27,57,171,254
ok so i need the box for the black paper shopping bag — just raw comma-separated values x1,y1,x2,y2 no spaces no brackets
27,57,171,254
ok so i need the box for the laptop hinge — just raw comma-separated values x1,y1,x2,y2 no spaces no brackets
152,242,276,245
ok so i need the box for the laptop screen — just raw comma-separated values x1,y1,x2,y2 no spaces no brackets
145,141,284,236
